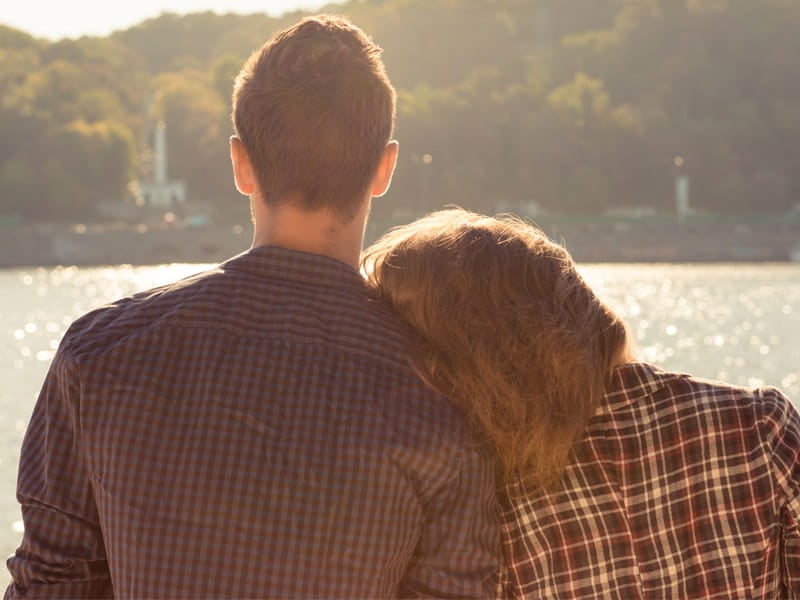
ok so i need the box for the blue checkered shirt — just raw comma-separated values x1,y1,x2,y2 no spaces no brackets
6,246,499,599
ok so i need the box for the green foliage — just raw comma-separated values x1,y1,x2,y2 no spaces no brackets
149,69,230,205
0,0,799,224
211,54,244,105
112,11,281,73
0,25,41,50
547,73,611,127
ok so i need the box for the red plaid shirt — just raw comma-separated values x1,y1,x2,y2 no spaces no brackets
499,362,800,599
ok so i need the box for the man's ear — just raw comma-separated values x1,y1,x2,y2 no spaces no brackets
370,140,399,198
230,136,256,196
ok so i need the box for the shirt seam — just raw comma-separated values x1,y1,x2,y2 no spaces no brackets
67,316,415,374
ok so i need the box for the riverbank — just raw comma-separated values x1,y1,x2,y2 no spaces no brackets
2,217,799,267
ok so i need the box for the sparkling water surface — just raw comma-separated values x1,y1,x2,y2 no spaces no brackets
1,262,798,562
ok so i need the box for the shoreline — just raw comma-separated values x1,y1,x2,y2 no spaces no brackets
1,219,799,268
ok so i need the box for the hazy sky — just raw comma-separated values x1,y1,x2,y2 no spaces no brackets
2,1,346,40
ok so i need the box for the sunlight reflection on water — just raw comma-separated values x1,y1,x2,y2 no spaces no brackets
0,263,212,558
0,262,798,559
580,263,799,394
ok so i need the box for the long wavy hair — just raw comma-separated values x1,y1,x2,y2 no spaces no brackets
362,208,630,491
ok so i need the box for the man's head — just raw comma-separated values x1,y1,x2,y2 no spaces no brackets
231,15,397,222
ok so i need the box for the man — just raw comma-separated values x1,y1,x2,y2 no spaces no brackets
5,16,499,598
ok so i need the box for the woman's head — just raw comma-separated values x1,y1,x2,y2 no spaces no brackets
362,208,630,490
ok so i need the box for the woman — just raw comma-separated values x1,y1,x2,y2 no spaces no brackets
362,208,800,598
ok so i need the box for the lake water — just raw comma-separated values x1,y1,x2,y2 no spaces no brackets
1,262,799,563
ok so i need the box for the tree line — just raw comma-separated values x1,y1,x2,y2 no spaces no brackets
1,0,799,225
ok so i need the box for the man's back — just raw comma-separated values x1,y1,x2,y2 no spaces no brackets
7,247,498,598
500,362,800,599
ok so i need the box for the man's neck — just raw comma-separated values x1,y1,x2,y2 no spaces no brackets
250,197,368,269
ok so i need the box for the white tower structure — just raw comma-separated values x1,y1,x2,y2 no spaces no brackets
154,121,168,185
139,121,186,210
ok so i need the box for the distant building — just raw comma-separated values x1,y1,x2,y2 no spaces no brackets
138,122,186,210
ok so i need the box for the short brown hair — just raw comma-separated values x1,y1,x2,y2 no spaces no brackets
362,208,629,491
232,15,396,221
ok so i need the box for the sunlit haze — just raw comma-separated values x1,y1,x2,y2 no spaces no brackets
1,0,346,40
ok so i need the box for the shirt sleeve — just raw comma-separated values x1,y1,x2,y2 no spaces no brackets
756,387,800,596
4,344,112,599
398,442,500,598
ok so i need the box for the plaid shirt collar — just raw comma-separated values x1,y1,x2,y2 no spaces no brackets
221,245,365,291
598,362,689,415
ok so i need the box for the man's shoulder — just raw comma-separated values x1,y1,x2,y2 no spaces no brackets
60,265,225,362
334,293,473,431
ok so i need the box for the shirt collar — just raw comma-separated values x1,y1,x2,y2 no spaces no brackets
597,362,689,415
221,245,366,291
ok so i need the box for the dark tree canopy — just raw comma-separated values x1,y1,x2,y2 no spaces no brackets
1,0,799,224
